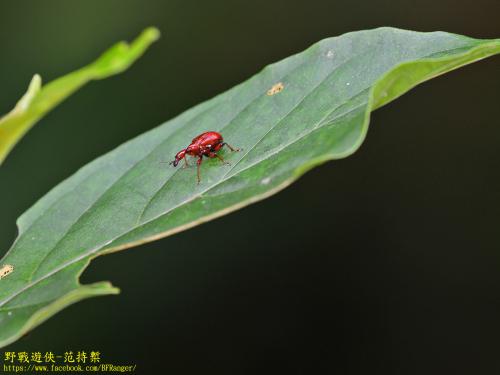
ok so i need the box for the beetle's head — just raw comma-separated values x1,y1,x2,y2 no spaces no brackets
170,149,186,167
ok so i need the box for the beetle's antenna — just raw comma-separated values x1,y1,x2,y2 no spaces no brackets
159,161,177,166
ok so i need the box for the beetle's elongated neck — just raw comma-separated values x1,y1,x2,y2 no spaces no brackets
171,149,187,167
175,149,187,160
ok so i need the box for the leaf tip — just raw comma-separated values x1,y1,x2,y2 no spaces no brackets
30,74,42,89
9,74,42,114
130,27,161,54
89,27,161,79
141,27,161,43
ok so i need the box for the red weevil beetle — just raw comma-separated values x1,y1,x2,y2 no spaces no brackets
169,131,240,184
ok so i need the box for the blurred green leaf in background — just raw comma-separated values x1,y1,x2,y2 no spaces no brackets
0,27,160,166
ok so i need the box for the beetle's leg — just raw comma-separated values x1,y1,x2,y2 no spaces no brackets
208,152,230,165
221,142,241,152
215,154,229,165
182,157,190,169
196,156,203,184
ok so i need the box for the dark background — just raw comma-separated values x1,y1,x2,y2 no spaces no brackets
1,0,500,374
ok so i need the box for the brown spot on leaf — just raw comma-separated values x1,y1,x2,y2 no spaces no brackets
0,264,14,279
267,82,284,96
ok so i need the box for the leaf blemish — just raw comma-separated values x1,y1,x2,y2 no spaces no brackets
267,82,284,96
326,50,334,58
261,177,271,185
0,265,14,280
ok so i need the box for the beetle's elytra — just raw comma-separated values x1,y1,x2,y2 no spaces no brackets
169,131,240,183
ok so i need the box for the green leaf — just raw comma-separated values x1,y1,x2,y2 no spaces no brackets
1,28,499,347
0,27,160,166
